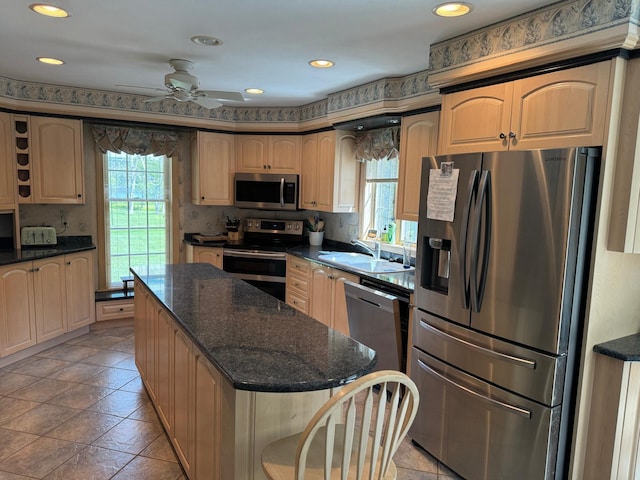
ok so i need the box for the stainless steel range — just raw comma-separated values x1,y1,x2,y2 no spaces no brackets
222,218,303,301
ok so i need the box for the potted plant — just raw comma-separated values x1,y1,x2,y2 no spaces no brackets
305,215,324,246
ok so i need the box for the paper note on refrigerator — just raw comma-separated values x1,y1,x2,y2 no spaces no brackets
427,167,459,222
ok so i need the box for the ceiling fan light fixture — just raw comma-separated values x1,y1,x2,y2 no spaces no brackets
433,2,473,17
37,56,64,65
245,88,264,95
29,3,70,18
309,59,334,68
190,35,223,47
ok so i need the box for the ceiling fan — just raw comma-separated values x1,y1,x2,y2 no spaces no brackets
143,59,244,109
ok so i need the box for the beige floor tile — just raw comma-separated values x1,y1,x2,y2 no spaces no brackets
9,358,73,378
47,383,114,410
36,344,101,363
8,378,76,403
0,470,38,479
45,410,123,444
81,366,139,389
396,468,439,479
0,373,39,396
394,437,439,473
0,436,85,478
110,338,135,354
139,434,178,463
87,389,149,417
118,376,145,394
0,397,39,425
71,334,130,350
81,351,134,368
0,428,38,461
92,325,134,338
128,401,159,424
110,456,184,480
0,355,39,374
48,363,107,383
2,403,80,436
42,445,134,480
112,355,138,371
92,418,163,455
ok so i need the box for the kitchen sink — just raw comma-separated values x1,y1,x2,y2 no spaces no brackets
317,251,414,274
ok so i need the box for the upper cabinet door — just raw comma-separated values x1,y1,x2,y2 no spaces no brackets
438,82,513,155
396,111,439,221
512,61,610,150
269,135,300,173
300,134,318,209
30,116,84,204
0,113,16,207
191,131,235,205
236,135,268,172
315,132,336,212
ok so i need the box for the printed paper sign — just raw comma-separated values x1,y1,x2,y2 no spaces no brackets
427,163,459,222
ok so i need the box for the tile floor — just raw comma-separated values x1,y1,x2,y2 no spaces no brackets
0,322,462,480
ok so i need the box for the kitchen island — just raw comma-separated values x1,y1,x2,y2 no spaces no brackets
132,263,376,480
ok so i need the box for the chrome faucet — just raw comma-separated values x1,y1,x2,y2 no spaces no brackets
351,239,380,261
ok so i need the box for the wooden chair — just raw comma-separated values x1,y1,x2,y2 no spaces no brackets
261,370,419,479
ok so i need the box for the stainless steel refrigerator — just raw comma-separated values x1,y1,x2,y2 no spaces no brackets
409,147,599,480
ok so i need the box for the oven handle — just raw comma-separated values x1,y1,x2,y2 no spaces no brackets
280,177,285,207
223,250,287,261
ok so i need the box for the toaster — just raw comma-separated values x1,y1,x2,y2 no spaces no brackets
21,226,57,246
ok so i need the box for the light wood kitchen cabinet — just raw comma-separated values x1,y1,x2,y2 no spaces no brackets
155,308,173,431
309,261,359,335
134,283,148,378
0,262,36,357
33,256,67,343
65,251,95,329
191,131,235,205
0,112,16,207
189,246,224,269
286,254,311,314
236,135,300,173
24,116,85,204
193,352,222,480
301,130,358,213
396,111,439,221
438,61,610,154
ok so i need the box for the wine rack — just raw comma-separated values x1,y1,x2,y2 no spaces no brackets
13,115,32,203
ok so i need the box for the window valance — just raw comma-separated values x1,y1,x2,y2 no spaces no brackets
354,126,400,162
91,124,180,156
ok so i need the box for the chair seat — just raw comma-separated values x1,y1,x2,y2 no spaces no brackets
262,424,398,480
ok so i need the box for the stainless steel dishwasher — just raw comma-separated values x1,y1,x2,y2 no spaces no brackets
343,280,404,372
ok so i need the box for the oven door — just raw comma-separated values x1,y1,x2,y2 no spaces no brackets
223,249,287,301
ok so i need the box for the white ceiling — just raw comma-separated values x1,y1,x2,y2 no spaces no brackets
1,0,557,108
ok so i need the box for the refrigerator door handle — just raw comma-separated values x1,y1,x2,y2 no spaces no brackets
459,170,478,309
471,170,492,312
416,358,532,419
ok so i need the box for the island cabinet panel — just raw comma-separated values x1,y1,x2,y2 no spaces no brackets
396,111,439,222
133,283,147,378
191,131,235,206
194,353,222,480
438,61,611,154
172,327,195,476
155,309,173,430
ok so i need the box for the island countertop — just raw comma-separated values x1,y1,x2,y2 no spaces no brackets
132,263,377,393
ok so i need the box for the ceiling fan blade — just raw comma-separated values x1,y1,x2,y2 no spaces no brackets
116,84,167,92
197,90,245,102
144,95,172,104
168,77,195,92
191,97,223,109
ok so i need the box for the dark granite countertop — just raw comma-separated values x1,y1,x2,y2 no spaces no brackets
132,263,377,393
287,245,415,294
593,333,640,361
0,236,96,266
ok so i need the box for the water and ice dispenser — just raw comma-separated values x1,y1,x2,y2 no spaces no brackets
420,237,451,295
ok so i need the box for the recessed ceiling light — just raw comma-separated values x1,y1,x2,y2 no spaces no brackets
29,3,70,18
309,59,334,68
37,57,64,65
245,88,264,95
190,35,223,47
433,2,473,17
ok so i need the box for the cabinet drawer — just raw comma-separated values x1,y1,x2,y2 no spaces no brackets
287,255,310,275
286,291,309,314
96,299,134,321
286,272,310,295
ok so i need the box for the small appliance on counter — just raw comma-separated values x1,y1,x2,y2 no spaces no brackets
21,226,58,246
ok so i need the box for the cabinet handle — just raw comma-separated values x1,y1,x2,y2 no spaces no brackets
77,194,82,198
509,132,516,139
66,261,71,265
263,165,267,169
119,308,124,311
499,133,507,140
201,196,205,200
267,165,271,169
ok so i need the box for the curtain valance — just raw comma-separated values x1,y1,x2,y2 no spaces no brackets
91,124,180,156
354,126,400,161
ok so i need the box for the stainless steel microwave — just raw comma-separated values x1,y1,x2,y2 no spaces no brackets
234,173,299,210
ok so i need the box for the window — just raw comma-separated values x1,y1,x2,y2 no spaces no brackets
359,157,418,245
103,151,171,288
